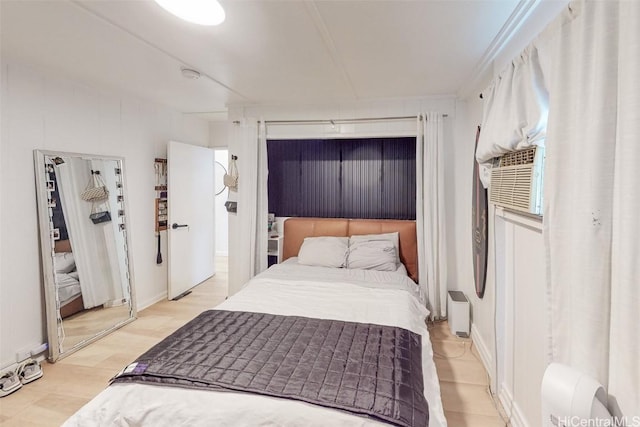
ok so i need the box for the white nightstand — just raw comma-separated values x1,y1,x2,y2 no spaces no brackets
267,235,284,266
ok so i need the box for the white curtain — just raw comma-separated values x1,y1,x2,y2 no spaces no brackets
227,119,269,296
542,0,639,417
55,158,115,309
416,113,447,318
476,45,548,187
94,159,126,304
252,121,269,276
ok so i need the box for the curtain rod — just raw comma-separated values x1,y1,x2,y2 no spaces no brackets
264,114,447,126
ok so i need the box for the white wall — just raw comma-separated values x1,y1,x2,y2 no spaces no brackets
449,92,497,338
494,211,546,426
0,60,209,368
453,84,547,427
209,121,229,148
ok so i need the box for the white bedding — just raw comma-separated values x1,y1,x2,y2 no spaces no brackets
56,271,81,306
274,258,420,303
64,261,446,427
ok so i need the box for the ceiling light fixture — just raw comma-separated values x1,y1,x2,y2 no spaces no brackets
181,68,201,79
154,0,225,26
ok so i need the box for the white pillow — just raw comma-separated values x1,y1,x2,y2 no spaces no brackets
349,232,400,265
298,236,348,268
347,240,397,271
53,252,75,274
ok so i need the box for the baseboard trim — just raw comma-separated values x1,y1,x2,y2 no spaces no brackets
498,384,529,427
137,291,167,311
1,361,19,375
471,323,493,376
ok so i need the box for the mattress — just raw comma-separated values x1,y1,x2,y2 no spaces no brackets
63,260,447,427
56,271,81,307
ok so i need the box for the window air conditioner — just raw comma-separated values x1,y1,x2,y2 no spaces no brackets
489,146,545,215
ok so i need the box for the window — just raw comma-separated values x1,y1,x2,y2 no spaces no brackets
267,137,416,220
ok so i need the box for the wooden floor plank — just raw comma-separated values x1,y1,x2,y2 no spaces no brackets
0,258,503,425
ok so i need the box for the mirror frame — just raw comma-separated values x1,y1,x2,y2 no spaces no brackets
34,150,137,362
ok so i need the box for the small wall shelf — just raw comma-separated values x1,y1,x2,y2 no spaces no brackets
267,234,283,266
154,158,168,232
155,198,167,231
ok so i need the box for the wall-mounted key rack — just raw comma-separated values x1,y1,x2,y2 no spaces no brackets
154,158,168,232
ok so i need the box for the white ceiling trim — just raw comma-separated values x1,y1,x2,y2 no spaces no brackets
303,0,358,100
68,0,251,103
457,0,541,99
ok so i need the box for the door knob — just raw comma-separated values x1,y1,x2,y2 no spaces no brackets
172,223,189,230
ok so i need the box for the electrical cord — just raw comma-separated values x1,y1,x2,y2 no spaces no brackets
426,317,470,359
433,340,469,360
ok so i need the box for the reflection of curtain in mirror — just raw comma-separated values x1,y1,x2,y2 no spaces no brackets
55,158,116,309
91,159,126,304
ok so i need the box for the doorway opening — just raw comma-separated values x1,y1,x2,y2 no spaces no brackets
214,148,229,280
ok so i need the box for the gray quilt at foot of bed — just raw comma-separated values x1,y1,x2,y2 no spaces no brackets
113,309,429,427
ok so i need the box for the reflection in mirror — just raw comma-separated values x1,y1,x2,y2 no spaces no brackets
34,151,136,361
214,161,227,196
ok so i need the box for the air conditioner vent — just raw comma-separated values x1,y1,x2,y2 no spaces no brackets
498,147,537,167
489,146,544,215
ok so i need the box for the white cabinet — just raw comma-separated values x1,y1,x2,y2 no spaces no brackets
267,235,283,266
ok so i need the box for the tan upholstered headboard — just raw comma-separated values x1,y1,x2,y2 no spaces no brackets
283,217,418,282
54,239,72,253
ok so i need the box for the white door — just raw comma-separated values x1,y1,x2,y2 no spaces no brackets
167,141,215,299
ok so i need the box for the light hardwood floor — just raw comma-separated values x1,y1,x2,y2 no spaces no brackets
61,304,131,351
0,258,506,426
429,322,508,426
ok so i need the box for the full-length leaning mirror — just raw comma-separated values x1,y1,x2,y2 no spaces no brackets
34,150,136,362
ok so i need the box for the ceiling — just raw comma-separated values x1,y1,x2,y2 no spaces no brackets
1,0,522,115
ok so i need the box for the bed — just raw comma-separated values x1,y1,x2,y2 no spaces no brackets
63,218,446,427
53,239,84,319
